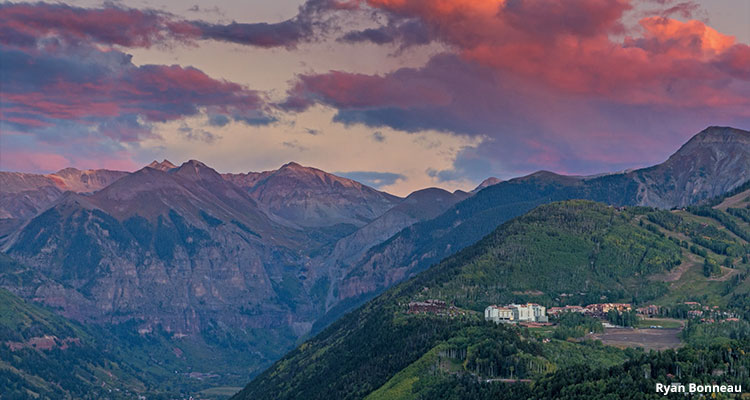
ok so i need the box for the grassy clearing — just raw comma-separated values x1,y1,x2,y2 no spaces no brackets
199,386,244,398
636,318,684,329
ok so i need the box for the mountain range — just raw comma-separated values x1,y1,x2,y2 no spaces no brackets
0,125,749,396
327,126,750,322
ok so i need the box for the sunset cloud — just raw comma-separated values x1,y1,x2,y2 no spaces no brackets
278,0,749,176
0,43,273,137
1,0,748,191
0,1,355,50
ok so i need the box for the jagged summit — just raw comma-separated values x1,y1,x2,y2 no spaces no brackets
172,160,221,180
53,167,83,175
146,159,177,171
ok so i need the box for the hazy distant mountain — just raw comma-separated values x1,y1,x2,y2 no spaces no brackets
0,158,412,385
330,188,471,265
331,126,750,310
224,162,402,229
0,167,127,219
317,188,471,309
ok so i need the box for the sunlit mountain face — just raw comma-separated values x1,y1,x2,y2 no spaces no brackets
1,0,749,398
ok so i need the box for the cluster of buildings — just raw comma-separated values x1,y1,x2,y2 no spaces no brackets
408,299,447,314
484,303,548,323
636,304,661,316
636,302,741,322
406,299,468,317
547,303,632,318
681,302,740,322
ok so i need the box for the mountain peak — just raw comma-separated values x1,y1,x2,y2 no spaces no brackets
684,126,750,146
180,159,207,168
472,177,502,193
667,126,750,160
635,126,750,208
227,162,402,228
273,161,347,183
53,167,83,176
172,160,222,181
146,159,177,171
280,161,304,170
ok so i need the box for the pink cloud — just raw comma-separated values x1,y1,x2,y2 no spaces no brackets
2,44,272,142
0,3,185,48
284,70,453,111
346,0,750,110
0,1,347,50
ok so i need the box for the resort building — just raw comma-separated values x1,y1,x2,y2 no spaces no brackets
485,305,514,322
485,303,548,323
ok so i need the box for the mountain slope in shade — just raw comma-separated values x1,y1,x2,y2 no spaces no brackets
0,252,307,396
224,162,402,228
315,188,471,312
0,167,128,219
328,188,471,267
0,161,329,381
332,126,750,310
0,159,443,384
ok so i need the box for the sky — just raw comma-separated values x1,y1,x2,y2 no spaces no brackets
0,0,748,196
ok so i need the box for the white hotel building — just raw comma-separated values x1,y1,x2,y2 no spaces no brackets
484,303,548,323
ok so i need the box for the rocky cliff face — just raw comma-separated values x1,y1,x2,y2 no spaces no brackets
1,162,318,339
633,126,750,208
0,159,474,379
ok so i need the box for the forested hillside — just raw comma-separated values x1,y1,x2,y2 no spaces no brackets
333,127,750,329
0,286,162,399
235,200,750,400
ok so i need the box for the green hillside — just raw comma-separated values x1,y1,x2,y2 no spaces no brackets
234,200,750,400
0,286,157,399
